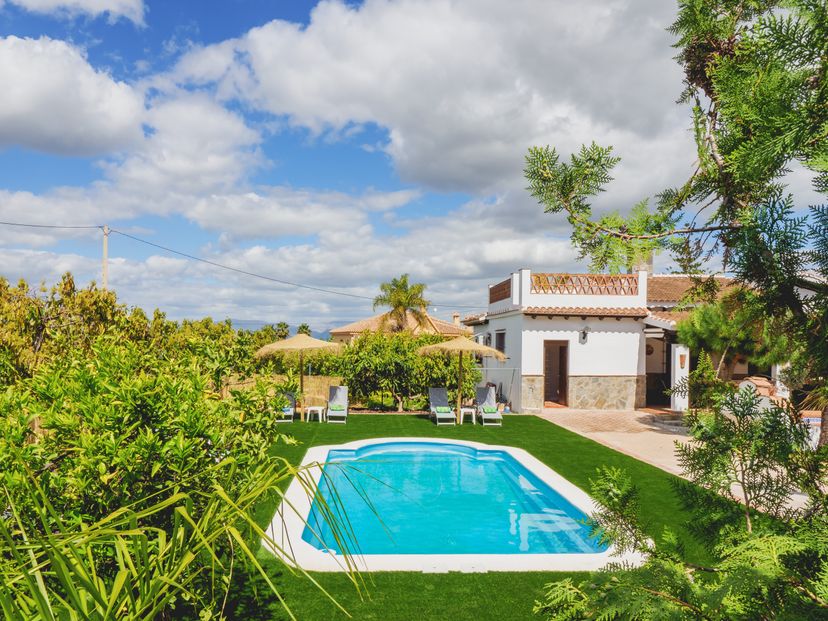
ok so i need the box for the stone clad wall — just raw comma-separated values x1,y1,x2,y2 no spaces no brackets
520,374,646,412
568,375,646,410
521,375,544,413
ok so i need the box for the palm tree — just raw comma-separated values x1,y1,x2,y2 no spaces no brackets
373,274,431,332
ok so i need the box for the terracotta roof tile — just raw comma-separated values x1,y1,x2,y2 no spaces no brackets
524,306,649,318
647,275,734,303
647,310,692,326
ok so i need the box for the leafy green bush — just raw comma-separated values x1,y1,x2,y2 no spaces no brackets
0,335,309,619
670,351,734,411
335,332,481,411
1,337,290,530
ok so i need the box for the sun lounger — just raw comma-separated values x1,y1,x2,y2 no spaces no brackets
475,386,502,426
428,387,456,426
277,391,296,422
326,386,349,424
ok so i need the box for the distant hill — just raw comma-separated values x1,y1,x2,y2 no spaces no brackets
228,318,330,340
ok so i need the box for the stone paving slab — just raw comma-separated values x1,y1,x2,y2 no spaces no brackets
536,408,689,477
536,408,809,509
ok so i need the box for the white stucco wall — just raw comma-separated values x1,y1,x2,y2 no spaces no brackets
520,269,647,309
521,317,645,377
487,270,648,313
473,312,523,410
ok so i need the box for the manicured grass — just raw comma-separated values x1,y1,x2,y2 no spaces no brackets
233,414,698,621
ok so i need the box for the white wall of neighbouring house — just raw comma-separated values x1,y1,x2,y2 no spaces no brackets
521,317,645,377
472,312,523,409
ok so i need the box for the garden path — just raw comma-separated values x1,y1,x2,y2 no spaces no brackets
536,409,688,478
536,408,809,510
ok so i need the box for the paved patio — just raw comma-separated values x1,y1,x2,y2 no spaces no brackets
536,408,689,478
537,408,810,509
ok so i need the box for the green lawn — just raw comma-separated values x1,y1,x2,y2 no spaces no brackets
230,414,697,621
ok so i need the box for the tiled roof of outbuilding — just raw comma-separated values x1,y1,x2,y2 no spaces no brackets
646,310,692,327
647,275,734,303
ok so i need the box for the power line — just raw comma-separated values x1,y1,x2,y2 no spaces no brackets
0,221,102,230
0,219,487,309
110,228,378,301
111,228,486,309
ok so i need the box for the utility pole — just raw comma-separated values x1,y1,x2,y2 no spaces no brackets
102,224,110,289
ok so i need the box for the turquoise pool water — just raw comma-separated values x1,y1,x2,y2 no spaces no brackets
301,441,606,555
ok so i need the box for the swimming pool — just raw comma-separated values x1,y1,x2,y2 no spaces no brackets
266,438,642,572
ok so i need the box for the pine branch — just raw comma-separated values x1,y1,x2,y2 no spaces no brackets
574,212,738,241
639,587,710,618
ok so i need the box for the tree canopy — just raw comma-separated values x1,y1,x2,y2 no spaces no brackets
525,0,827,444
372,274,431,332
529,1,828,618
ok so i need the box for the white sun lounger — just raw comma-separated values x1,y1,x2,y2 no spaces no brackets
428,387,456,426
277,392,296,422
475,386,502,426
326,385,349,424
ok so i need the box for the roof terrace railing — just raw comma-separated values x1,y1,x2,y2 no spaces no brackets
530,273,639,296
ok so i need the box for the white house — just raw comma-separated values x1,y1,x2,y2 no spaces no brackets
463,268,780,414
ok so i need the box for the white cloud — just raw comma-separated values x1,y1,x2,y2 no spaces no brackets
0,36,145,155
4,0,144,24
106,93,262,196
0,187,582,329
188,187,420,239
173,0,691,198
10,0,802,328
0,248,98,285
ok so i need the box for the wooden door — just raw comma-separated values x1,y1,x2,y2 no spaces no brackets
544,341,568,405
558,344,568,406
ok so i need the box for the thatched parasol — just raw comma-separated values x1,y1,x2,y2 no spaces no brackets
255,334,340,421
417,336,507,422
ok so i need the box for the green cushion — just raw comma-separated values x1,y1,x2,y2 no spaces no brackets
435,406,452,413
329,404,345,411
483,406,498,414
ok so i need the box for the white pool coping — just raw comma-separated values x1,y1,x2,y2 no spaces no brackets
263,437,645,572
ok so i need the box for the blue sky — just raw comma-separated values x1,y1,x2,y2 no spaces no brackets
0,0,820,330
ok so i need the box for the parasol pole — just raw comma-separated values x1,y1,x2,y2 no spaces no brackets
457,351,464,423
299,350,305,422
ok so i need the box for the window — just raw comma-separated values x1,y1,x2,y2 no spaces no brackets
485,332,492,347
494,330,506,354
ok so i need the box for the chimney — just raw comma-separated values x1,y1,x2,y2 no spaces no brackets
452,312,460,326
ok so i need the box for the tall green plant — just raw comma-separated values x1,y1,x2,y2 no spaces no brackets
677,290,791,379
0,336,361,619
678,389,808,531
535,390,826,620
0,460,347,621
372,274,430,332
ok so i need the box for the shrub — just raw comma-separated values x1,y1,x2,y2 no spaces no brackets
335,332,481,411
0,336,305,619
